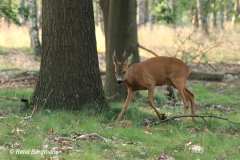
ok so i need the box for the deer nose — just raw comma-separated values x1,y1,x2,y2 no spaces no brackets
117,80,123,84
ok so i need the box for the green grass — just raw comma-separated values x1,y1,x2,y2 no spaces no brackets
0,87,239,160
0,46,34,55
192,85,240,106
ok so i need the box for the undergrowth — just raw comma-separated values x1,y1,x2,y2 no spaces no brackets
0,86,239,160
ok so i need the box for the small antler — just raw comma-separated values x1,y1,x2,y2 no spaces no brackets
112,50,119,65
121,51,126,63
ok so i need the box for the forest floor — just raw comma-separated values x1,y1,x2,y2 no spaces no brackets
0,53,240,89
0,52,240,160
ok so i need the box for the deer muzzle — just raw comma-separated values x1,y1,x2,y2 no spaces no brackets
117,79,123,84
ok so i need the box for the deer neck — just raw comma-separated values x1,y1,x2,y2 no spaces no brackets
124,67,135,86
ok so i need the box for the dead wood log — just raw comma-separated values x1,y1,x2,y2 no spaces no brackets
101,71,225,82
188,71,224,81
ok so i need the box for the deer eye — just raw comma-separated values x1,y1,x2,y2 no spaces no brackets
123,71,126,74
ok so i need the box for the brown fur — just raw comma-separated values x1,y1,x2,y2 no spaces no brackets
113,53,195,122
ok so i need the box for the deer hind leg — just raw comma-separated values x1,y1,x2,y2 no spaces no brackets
185,87,196,121
147,86,166,120
172,79,189,122
116,89,135,121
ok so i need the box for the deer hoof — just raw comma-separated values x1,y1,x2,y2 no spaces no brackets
161,113,167,120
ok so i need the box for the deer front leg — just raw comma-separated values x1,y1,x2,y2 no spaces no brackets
148,86,166,120
116,90,135,121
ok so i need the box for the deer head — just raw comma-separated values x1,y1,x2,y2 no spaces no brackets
112,51,133,84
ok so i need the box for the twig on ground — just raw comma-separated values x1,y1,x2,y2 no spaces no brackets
77,133,109,142
99,122,116,158
151,114,240,131
15,106,36,120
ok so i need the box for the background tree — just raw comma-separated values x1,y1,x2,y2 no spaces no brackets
104,0,140,101
104,0,129,101
0,0,28,26
31,0,107,111
19,0,26,26
139,0,148,27
127,0,140,64
28,0,42,56
99,0,109,51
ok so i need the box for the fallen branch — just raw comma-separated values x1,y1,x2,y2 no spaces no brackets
151,114,240,131
15,106,36,120
131,43,158,57
77,133,109,142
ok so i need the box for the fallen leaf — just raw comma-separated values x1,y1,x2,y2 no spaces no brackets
11,127,26,135
205,127,212,134
47,128,55,135
185,141,204,154
143,131,152,135
156,152,176,160
189,145,204,154
0,111,5,117
117,120,132,127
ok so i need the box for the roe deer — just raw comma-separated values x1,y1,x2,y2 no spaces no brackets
113,52,195,122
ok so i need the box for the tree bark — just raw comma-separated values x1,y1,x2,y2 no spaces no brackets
38,0,42,28
5,0,12,27
99,0,110,49
19,0,26,26
150,0,155,30
197,0,209,35
210,1,217,28
127,0,140,64
139,0,148,27
31,0,107,111
172,0,177,29
28,0,42,56
104,0,129,101
220,0,225,30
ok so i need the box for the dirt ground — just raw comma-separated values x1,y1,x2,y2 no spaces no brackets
0,53,240,89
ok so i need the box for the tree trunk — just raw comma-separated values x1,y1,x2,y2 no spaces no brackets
6,0,12,27
139,0,148,27
104,0,129,101
220,0,225,30
231,0,239,27
19,0,26,26
38,0,42,28
99,0,109,49
150,0,155,30
210,1,217,28
31,0,107,111
127,0,140,64
196,0,209,34
191,6,199,30
139,0,144,26
237,0,240,22
172,0,177,29
28,0,42,56
143,0,148,26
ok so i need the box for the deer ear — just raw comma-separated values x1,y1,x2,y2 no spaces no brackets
112,51,118,65
125,54,133,67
